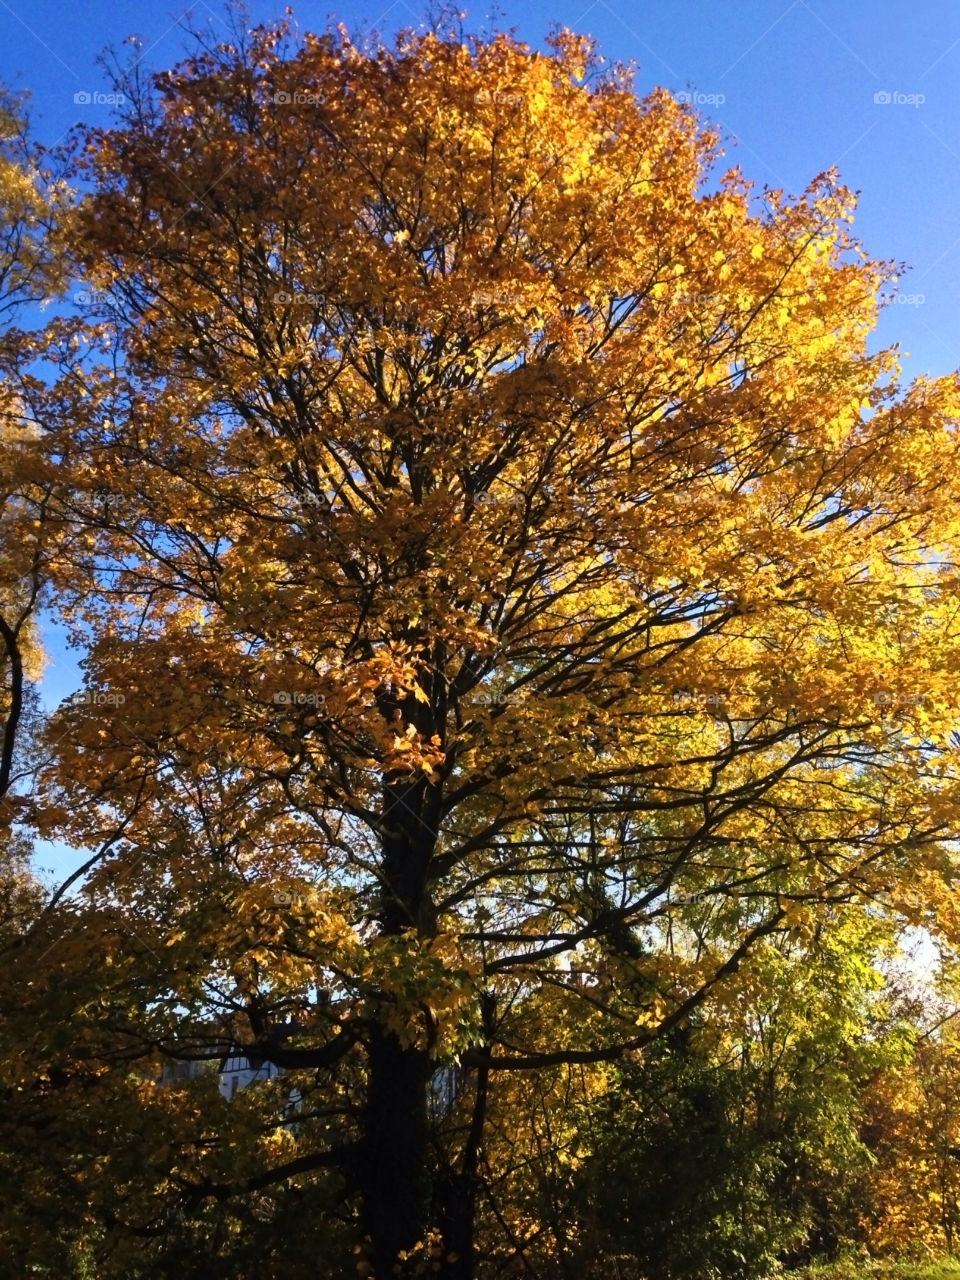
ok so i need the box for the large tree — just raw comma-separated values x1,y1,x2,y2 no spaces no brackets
17,16,960,1276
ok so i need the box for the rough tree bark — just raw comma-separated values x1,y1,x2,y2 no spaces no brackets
361,767,440,1276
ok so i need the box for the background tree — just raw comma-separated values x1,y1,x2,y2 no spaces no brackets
0,88,65,815
473,903,906,1279
0,86,107,1280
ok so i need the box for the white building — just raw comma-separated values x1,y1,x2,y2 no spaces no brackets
217,1049,284,1099
159,1042,285,1100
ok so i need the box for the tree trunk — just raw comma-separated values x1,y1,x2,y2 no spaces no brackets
361,769,439,1276
362,1025,434,1276
436,1055,489,1280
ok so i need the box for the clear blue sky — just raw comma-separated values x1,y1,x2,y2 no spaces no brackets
2,0,959,880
